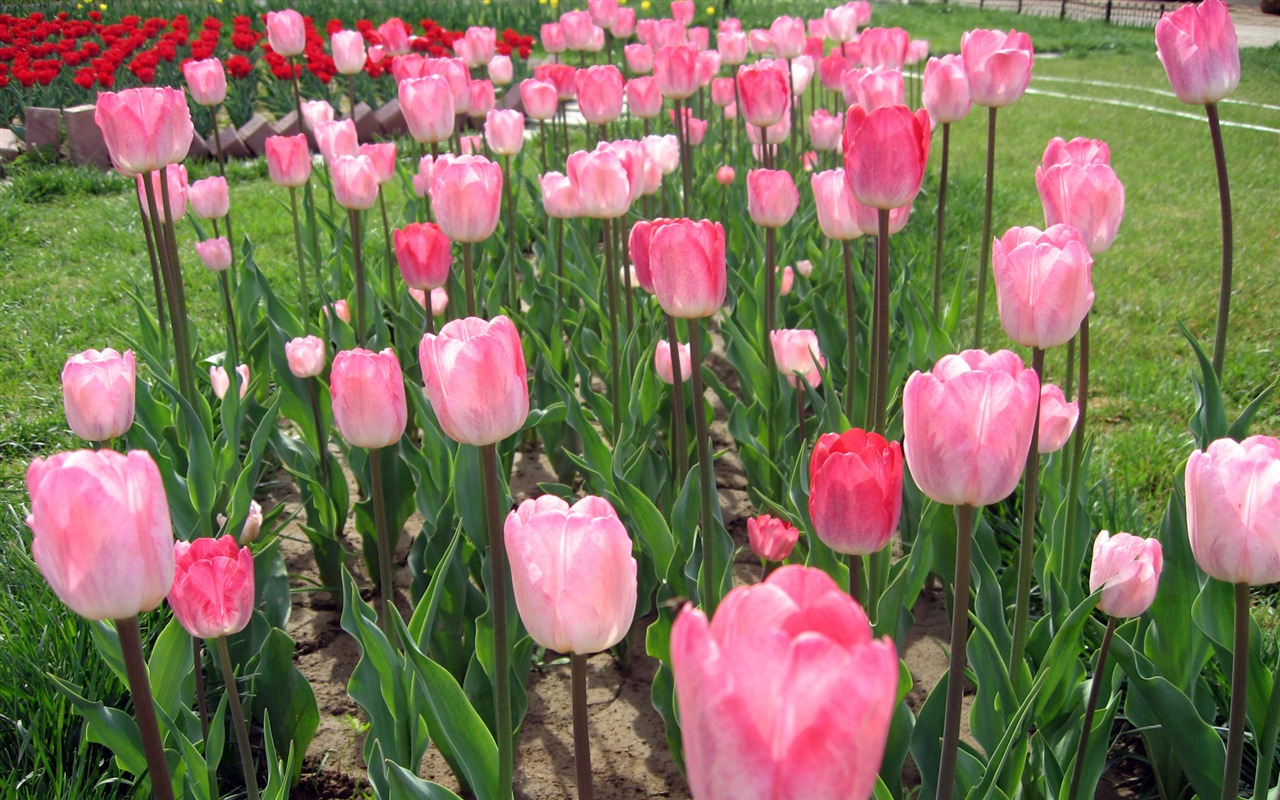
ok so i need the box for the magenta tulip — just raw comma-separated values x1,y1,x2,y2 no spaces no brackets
746,515,799,563
648,218,727,319
264,134,311,187
330,348,407,449
394,222,452,290
992,224,1095,349
1090,530,1163,618
747,169,800,228
62,348,135,442
195,237,232,272
1156,0,1240,105
285,335,326,378
420,316,529,446
182,58,226,106
430,155,503,243
1186,436,1280,585
1037,383,1078,454
168,536,255,639
842,104,931,210
962,29,1035,108
188,176,229,220
809,429,903,556
95,87,193,175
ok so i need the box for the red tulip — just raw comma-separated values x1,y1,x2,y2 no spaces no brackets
95,87,194,175
265,134,312,187
1186,436,1280,585
168,536,255,638
62,348,135,442
809,428,903,556
182,58,226,106
330,348,407,449
420,316,529,446
1036,137,1126,255
961,28,1035,108
737,61,791,128
992,224,1095,349
648,218,727,319
746,515,799,562
430,155,503,243
1090,531,1163,617
401,75,456,144
394,222,452,291
285,335,326,379
923,55,972,124
1156,0,1239,105
842,104,931,211
747,168,800,228
576,65,626,125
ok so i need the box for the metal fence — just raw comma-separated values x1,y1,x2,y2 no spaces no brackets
936,0,1174,26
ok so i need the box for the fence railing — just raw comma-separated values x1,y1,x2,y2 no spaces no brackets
933,0,1175,26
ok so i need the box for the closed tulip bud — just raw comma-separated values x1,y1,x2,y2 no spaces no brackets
188,176,229,220
1036,137,1126,255
654,338,692,385
394,222,452,290
27,449,174,620
576,65,626,125
626,43,655,74
696,51,721,88
377,18,411,56
796,259,814,278
536,63,578,101
183,58,227,106
96,87,193,175
1156,0,1239,105
843,66,905,111
520,79,559,121
467,80,496,119
825,5,862,43
589,0,620,28
488,55,514,85
649,218,727,319
685,115,708,146
903,349,1040,507
818,53,850,93
464,27,497,68
168,535,255,638
746,515,799,562
992,224,1094,349
420,316,529,446
1186,436,1280,585
842,104,931,210
136,165,188,222
331,31,366,75
1037,384,1078,454
736,62,790,129
330,348,407,449
747,168,799,228
210,364,249,401
690,26,712,52
326,299,352,325
430,155,503,243
62,348,135,442
561,10,599,51
285,335,326,378
238,500,263,546
613,7,637,38
655,44,700,99
779,263,797,293
962,28,1035,108
195,236,232,272
331,154,380,210
710,78,735,109
265,134,312,187
315,119,358,164
568,149,632,219
540,172,582,219
672,566,898,800
923,55,973,125
358,142,397,185
770,328,824,387
809,428,903,555
1090,531,1163,617
483,110,524,156
266,9,306,57
542,22,567,54
809,108,843,152
644,134,681,175
859,27,910,69
715,165,735,184
792,55,817,94
769,15,806,59
627,77,664,119
718,32,748,65
300,99,335,132
401,75,456,145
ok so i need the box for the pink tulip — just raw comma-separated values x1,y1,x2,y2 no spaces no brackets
576,66,626,125
266,9,306,58
796,259,814,279
690,26,711,52
331,155,380,210
467,80,496,119
655,44,700,99
1156,0,1239,105
264,134,312,187
649,218,727,319
625,77,663,119
168,536,255,639
62,348,135,442
538,21,565,53
715,165,736,184
779,265,796,295
791,55,817,94
1037,383,1078,454
368,45,386,65
600,139,649,205
136,165,188,222
696,51,721,88
748,169,800,228
567,149,632,219
825,5,862,43
903,349,1040,507
358,142,397,185
842,104,931,210
94,87,193,175
923,55,973,125
1036,137,1126,256
908,39,931,65
536,63,578,101
394,222,452,290
188,176,229,220
236,500,263,546
1090,531,1163,617
613,7,637,38
671,565,898,800
770,328,825,387
520,79,559,121
769,16,806,59
626,43,654,74
628,219,656,290
183,58,227,106
671,0,696,25
27,449,174,620
430,155,503,243
420,316,529,446
719,32,748,66
685,115,708,146
707,78,733,109
464,27,497,68
748,29,774,56
654,338,692,385
484,109,525,156
644,134,681,175
330,348,407,449
330,30,367,75
856,199,912,238
540,172,582,219
589,0,620,28
859,27,909,69
300,99,335,132
843,66,905,111
430,288,449,317
746,515,799,562
285,335,326,378
425,58,473,112
315,119,358,164
719,18,743,34
992,224,1095,349
377,18,411,56
195,237,232,272
809,428,903,556
488,55,514,86
962,28,1035,108
326,299,352,325
811,169,863,241
737,61,791,129
561,10,599,51
819,53,850,92
400,76,456,145
1186,436,1280,585
809,108,843,152
210,364,249,401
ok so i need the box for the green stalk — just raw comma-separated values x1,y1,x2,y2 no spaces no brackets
932,122,951,320
872,208,891,435
210,103,237,288
1068,616,1117,800
142,172,197,413
193,640,208,740
218,268,241,365
1064,313,1091,564
688,318,719,613
604,217,621,443
1222,582,1251,800
369,447,398,649
973,107,998,349
463,241,477,317
1205,103,1234,379
938,504,975,800
348,209,368,346
116,616,175,800
481,443,514,800
571,653,595,800
1010,346,1045,696
216,635,260,800
503,154,519,312
378,189,395,306
843,239,857,423
288,186,313,335
135,191,169,360
665,313,689,488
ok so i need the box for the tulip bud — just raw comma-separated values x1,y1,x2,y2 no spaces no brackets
715,165,735,185
1090,530,1163,617
488,55,514,86
746,515,799,563
330,348,408,449
265,134,312,188
1156,0,1239,105
168,535,255,638
748,168,800,228
394,222,452,290
770,328,824,387
1186,436,1280,585
285,335,326,378
210,364,249,401
188,176,229,220
654,339,692,385
62,348,135,442
1037,383,1078,454
420,316,529,446
183,58,227,107
195,237,233,272
266,9,306,57
331,30,367,75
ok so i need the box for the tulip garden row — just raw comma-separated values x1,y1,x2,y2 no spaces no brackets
8,0,1280,799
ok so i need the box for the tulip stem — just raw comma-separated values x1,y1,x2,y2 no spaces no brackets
1068,615,1117,800
555,218,565,307
462,241,477,317
938,504,975,800
796,378,807,445
872,209,891,436
666,313,690,489
142,171,198,414
210,105,237,287
1064,336,1076,401
216,635,260,800
842,238,857,424
849,554,863,607
480,443,514,800
193,639,208,740
933,122,951,321
348,209,368,346
1222,582,1251,800
369,447,398,649
604,217,622,444
1205,103,1234,380
973,107,998,350
219,272,241,367
288,187,313,335
1064,313,1090,572
503,155,519,313
689,318,720,614
116,616,175,800
378,189,395,306
571,653,595,800
135,192,169,360
1010,346,1044,697
674,98,691,217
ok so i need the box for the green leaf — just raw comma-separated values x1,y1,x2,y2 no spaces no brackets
383,761,466,800
47,673,146,775
253,628,319,786
147,616,192,726
1179,323,1228,448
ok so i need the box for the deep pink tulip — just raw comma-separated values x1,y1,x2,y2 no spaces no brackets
992,224,1095,349
420,316,529,446
484,110,525,156
629,219,655,290
715,165,736,184
331,30,366,75
504,494,637,655
195,237,232,272
842,104,931,210
567,149,632,219
377,18,411,56
95,87,193,175
300,99,335,132
923,55,973,124
540,172,582,219
671,0,696,25
315,119,358,164
285,335,326,378
809,108,843,152
1156,0,1239,105
770,328,825,387
811,168,863,241
737,62,791,128
613,7,637,38
769,16,806,59
626,77,663,119
747,168,800,228
1186,436,1280,585
671,565,898,800
859,27,909,69
542,23,567,54
62,348,135,442
401,76,456,145
136,165,188,222
394,222,452,290
1090,531,1163,617
654,338,691,385
210,364,249,401
467,80,496,119
188,176,229,220
903,349,1040,507
266,9,306,57
961,28,1035,108
1037,383,1078,454
331,154,380,210
626,43,655,74
264,134,312,187
536,63,578,101
649,218,727,319
843,66,905,111
488,55,514,86
746,515,799,563
576,65,626,125
430,155,503,243
183,58,226,106
520,79,559,121
1036,137,1126,255
654,44,700,99
27,449,174,620
809,428,903,556
168,536,255,639
330,348,407,449
819,53,850,92
718,32,748,66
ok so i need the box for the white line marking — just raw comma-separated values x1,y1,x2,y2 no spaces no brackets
1024,87,1280,133
1034,73,1280,112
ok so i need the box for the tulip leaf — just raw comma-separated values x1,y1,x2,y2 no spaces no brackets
1192,579,1273,732
1179,323,1228,448
1144,479,1209,693
383,760,466,800
47,673,146,776
1227,380,1278,442
407,528,463,651
251,628,318,787
147,616,192,726
615,478,676,579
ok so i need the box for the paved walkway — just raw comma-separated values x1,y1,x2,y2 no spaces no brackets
1224,0,1280,48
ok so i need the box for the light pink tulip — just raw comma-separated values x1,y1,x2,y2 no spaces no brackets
377,18,411,56
520,79,559,121
842,104,931,210
576,65,626,125
331,154,380,210
770,328,824,387
1186,436,1280,585
811,169,863,241
1036,137,1126,256
589,0,620,28
567,149,632,219
315,119,358,164
300,99,335,132
136,165,188,222
655,44,700,99
719,32,748,66
331,30,367,75
684,115,708,146
195,237,232,272
796,259,814,278
1090,531,1163,617
467,80,496,119
992,224,1095,349
183,58,227,106
855,199,912,238
430,155,503,243
859,27,909,69
769,16,806,59
612,7,637,38
485,55,512,86
236,500,263,546
541,23,567,54
420,316,529,446
825,5,862,43
27,449,174,620
1156,0,1239,105
671,566,898,800
401,76,456,145
394,222,452,290
654,339,692,385
330,348,407,449
285,335,326,378
464,26,497,68
540,172,582,219
747,168,800,228
923,55,973,125
818,53,850,92
484,110,525,156
210,364,249,401
791,55,817,94
696,51,721,88
326,299,352,325
779,264,796,293
908,39,931,65
95,87,193,175
168,536,255,638
265,134,312,187
843,66,905,111
561,10,599,51
690,26,711,52
671,0,695,25
644,134,681,175
266,9,306,57
746,515,799,562
962,28,1035,108
626,43,655,74
809,428,903,556
1037,383,1078,454
425,58,473,112
536,63,578,101
358,142,397,185
62,348,135,442
809,108,843,152
649,218,727,319
188,176,229,220
626,77,664,119
737,61,791,129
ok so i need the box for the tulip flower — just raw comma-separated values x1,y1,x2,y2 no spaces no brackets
811,169,863,241
541,22,567,54
746,515,799,563
648,218,727,319
768,16,806,59
779,264,796,294
655,44,700,99
331,155,380,211
430,156,503,243
1090,530,1163,618
825,5,862,43
188,176,229,220
536,63,578,101
923,55,972,124
484,110,525,156
61,348,135,442
626,43,655,74
357,142,397,186
715,165,735,184
671,566,898,800
195,237,232,272
136,165,188,222
400,75,456,145
1036,137,1126,256
168,536,255,639
210,364,249,401
394,222,452,290
326,299,352,324
377,18,411,55
612,7,636,38
719,32,748,66
1186,436,1280,586
561,10,599,51
1156,0,1240,105
962,29,1035,108
95,87,194,176
464,26,497,67
737,62,791,129
1037,384,1078,454
859,27,909,69
300,99,335,132
315,119,358,164
285,335,326,378
237,500,263,546
625,77,664,120
541,172,582,219
747,169,800,228
809,429,903,557
420,316,529,446
265,134,312,187
809,109,843,152
266,10,305,57
567,149,632,219
183,58,227,106
992,224,1095,349
842,104,930,210
330,349,407,449
488,55,514,86
843,66,905,111
576,65,626,125
520,79,559,121
655,339,692,385
770,329,825,388
331,30,367,75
